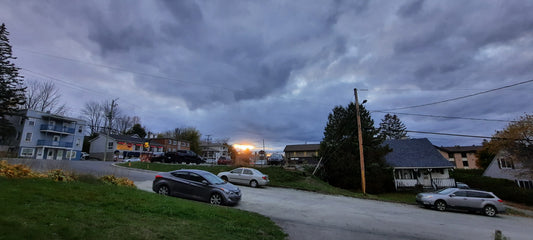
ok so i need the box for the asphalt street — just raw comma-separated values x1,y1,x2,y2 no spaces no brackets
7,159,533,240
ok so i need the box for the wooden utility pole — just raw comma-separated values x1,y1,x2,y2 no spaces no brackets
354,88,366,195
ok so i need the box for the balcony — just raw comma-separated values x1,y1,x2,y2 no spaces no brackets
40,124,75,134
37,140,73,148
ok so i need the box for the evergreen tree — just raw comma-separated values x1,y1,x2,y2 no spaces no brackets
0,23,26,140
319,102,393,193
378,114,408,140
127,123,147,138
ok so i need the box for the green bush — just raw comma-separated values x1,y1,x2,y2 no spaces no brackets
450,169,533,206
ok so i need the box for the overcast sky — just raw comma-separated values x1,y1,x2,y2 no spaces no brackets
2,0,532,151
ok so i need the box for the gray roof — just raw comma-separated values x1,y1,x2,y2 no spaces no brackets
383,138,454,169
284,144,320,152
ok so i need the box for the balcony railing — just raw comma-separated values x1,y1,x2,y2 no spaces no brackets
40,124,75,134
37,140,73,148
432,178,456,188
395,178,456,189
395,179,418,188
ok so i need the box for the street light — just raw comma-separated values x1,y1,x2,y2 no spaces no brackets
354,88,367,195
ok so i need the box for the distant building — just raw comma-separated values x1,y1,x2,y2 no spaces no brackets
200,142,229,161
3,109,86,160
436,145,482,169
89,134,163,161
284,144,320,164
483,151,533,190
149,138,190,152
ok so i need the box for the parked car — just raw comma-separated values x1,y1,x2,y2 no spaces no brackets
456,182,470,189
416,188,505,217
217,156,232,165
268,153,284,165
204,158,217,164
80,152,90,160
124,158,141,162
152,169,241,205
150,150,204,164
217,167,269,188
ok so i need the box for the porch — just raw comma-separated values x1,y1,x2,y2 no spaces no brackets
393,168,455,190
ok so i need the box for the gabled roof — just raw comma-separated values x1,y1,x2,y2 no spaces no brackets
384,138,454,169
284,144,320,152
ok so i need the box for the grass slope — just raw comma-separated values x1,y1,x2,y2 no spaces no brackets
0,177,286,240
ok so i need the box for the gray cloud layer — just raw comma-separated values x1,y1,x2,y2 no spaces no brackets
2,0,532,150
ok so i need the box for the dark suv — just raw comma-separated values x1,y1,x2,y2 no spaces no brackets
151,150,203,164
268,153,284,165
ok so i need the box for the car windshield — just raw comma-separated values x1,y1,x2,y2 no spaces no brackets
436,188,456,195
202,172,225,185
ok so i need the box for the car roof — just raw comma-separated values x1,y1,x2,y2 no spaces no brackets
173,169,211,175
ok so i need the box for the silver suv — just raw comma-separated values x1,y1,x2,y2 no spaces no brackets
416,188,505,217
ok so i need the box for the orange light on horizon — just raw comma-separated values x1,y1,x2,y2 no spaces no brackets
233,144,255,151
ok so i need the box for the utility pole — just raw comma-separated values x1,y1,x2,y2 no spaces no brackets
354,88,366,195
103,98,118,162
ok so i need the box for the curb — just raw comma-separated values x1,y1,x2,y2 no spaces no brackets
111,162,159,174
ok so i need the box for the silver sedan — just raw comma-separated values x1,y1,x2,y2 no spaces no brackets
217,167,269,188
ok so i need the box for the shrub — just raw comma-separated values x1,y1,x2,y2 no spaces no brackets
47,169,76,182
99,175,135,187
0,160,44,178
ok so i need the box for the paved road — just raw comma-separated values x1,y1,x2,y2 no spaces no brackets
8,159,533,240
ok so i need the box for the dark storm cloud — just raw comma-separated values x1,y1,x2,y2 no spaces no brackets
2,0,532,149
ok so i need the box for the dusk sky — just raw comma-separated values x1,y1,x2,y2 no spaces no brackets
2,0,532,152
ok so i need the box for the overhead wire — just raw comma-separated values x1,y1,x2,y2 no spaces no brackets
372,110,516,123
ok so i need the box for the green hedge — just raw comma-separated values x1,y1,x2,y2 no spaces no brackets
450,169,533,206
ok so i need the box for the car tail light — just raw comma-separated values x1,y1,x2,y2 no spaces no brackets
262,176,267,180
498,199,503,203
155,174,163,179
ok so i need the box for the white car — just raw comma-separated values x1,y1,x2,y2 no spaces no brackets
217,167,269,188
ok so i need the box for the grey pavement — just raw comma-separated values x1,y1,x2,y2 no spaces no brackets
6,159,533,240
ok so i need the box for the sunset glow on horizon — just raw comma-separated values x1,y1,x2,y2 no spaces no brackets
233,144,255,151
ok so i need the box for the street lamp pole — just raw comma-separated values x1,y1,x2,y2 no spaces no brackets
354,88,366,195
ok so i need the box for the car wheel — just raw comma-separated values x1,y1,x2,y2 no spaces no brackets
157,185,170,196
221,176,228,182
483,205,497,217
210,193,223,205
250,180,258,188
435,200,447,211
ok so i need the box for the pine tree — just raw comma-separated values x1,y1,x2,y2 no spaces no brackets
319,102,393,193
379,114,408,140
0,23,26,139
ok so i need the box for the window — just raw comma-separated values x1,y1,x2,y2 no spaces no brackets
53,135,60,142
108,142,114,150
243,169,253,175
467,191,494,198
20,148,34,157
78,126,83,133
76,138,81,147
230,168,243,174
28,121,35,126
516,180,533,190
462,160,469,167
25,132,32,142
498,158,514,169
188,173,205,182
461,152,467,158
454,191,467,197
168,140,171,144
65,151,75,159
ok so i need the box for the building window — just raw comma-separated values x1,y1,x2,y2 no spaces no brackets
462,160,469,168
78,126,83,133
25,132,32,142
76,138,81,147
498,158,514,169
65,151,75,159
53,135,60,142
21,148,34,157
108,142,114,150
516,180,533,190
461,152,467,158
168,140,171,144
28,120,35,126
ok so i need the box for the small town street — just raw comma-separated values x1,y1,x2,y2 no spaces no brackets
7,159,533,240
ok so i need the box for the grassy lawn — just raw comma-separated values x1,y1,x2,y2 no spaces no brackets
119,162,415,203
0,177,286,240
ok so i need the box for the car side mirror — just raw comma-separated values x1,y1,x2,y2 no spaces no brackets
201,180,209,185
449,194,456,197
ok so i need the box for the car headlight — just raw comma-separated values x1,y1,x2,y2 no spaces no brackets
422,195,433,199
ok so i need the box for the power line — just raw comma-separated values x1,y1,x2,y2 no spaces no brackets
373,110,516,123
406,130,492,139
377,79,533,111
